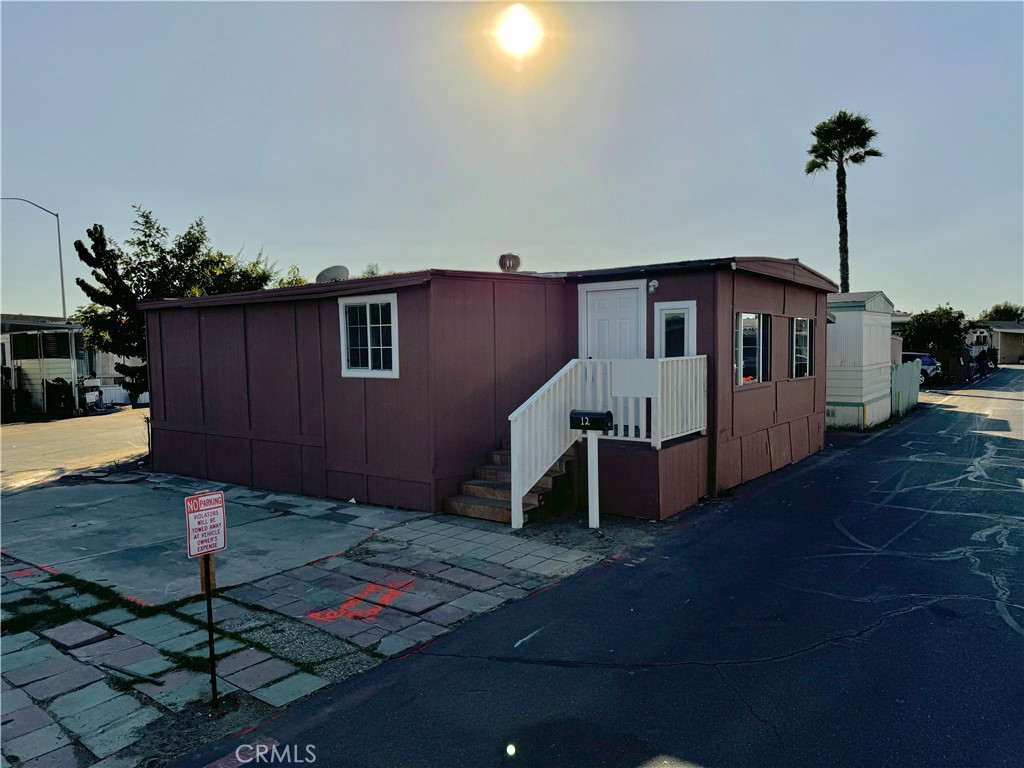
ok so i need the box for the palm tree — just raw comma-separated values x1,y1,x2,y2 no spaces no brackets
805,110,883,293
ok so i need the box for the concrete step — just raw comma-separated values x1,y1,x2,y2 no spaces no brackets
460,478,548,507
473,464,564,489
442,495,535,524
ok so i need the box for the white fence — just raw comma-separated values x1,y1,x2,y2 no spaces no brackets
508,356,707,528
891,359,921,417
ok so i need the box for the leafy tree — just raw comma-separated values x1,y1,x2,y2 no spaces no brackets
74,206,292,399
357,262,395,278
901,304,974,378
275,265,308,288
977,301,1024,323
805,110,884,293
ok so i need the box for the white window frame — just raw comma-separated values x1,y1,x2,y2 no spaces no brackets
735,312,771,386
790,317,814,378
338,293,399,379
653,300,697,358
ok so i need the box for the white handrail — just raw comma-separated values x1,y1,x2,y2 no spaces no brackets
508,355,708,529
509,359,583,529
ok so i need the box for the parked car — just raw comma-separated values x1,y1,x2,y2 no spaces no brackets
902,352,942,384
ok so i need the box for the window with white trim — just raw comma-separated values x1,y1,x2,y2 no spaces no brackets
790,317,814,378
735,312,771,385
654,300,697,358
338,293,399,379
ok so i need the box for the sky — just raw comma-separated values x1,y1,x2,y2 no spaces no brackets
2,1,1022,319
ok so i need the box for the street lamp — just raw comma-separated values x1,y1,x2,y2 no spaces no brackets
1,196,79,414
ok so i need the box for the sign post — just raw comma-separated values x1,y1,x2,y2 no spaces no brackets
185,491,227,707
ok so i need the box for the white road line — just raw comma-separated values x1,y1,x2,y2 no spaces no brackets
514,627,545,648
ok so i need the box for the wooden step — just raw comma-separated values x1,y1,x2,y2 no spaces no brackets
473,464,564,489
442,495,536,524
488,449,574,472
461,478,548,507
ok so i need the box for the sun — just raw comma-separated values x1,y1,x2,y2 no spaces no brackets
494,4,545,60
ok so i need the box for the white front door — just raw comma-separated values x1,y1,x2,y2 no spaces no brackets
581,282,645,359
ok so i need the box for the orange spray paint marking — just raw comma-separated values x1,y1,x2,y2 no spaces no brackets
9,568,39,578
307,581,409,623
38,564,59,574
124,595,149,606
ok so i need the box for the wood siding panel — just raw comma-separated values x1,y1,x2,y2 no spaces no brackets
734,273,785,315
320,300,367,467
147,314,165,422
205,435,252,487
364,287,431,478
251,441,302,495
152,429,207,479
300,445,326,497
733,384,775,436
247,304,300,437
595,442,661,520
717,438,742,490
159,310,203,425
495,282,549,430
784,285,818,317
659,435,709,518
790,417,810,462
295,303,324,437
767,423,792,471
776,378,816,423
199,308,249,432
326,471,366,503
716,271,735,438
815,293,828,413
366,476,432,512
431,279,497,478
545,283,577,377
740,431,771,483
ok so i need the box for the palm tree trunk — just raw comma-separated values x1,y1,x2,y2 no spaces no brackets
835,161,849,293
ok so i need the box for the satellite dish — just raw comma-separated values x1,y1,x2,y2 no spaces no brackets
315,265,350,283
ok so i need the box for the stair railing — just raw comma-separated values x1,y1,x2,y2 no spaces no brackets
508,359,584,529
508,355,708,528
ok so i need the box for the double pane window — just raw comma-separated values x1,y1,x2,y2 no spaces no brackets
339,294,399,378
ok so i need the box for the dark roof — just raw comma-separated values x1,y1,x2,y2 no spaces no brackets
138,269,560,310
978,320,1024,332
1,314,82,333
556,256,837,292
140,256,838,311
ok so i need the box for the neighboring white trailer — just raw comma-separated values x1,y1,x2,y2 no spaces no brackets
826,291,895,429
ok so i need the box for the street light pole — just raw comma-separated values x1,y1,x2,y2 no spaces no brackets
2,197,78,414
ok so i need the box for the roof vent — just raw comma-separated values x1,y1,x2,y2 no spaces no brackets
498,253,522,273
315,265,350,283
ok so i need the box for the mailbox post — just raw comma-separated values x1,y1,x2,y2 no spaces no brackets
570,410,613,529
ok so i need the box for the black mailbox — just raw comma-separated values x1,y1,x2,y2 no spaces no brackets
570,409,614,433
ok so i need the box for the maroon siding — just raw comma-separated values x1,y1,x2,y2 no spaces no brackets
321,285,433,509
714,272,830,491
430,277,576,511
588,435,709,522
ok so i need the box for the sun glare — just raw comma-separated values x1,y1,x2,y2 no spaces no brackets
494,4,545,59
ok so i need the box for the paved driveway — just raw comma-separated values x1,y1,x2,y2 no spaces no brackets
1,408,150,491
174,367,1024,768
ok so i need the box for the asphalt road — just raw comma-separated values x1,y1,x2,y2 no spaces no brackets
0,407,150,491
177,368,1023,768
